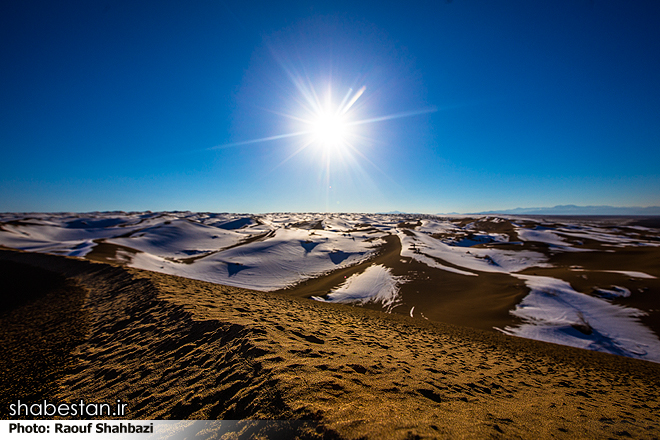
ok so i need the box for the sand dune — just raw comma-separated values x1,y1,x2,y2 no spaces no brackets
2,212,659,364
1,249,659,439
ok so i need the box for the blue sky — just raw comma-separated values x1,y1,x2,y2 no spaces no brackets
1,0,659,213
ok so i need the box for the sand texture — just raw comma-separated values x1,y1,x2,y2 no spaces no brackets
1,249,660,439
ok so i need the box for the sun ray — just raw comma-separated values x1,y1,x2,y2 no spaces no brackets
338,87,354,113
348,106,437,127
209,131,309,150
340,85,366,114
209,104,436,152
264,108,315,125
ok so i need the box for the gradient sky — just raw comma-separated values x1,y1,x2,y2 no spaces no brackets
1,0,659,214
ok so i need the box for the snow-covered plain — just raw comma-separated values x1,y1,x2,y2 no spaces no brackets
1,211,659,362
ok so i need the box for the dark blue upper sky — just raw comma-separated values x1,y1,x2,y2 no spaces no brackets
1,0,658,213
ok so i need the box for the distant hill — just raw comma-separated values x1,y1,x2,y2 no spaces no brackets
472,205,660,216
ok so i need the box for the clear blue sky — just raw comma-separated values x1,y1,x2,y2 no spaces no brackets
1,0,659,213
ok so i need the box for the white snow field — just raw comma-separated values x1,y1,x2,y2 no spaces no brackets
1,211,659,362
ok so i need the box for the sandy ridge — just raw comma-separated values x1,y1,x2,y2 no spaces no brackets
1,249,660,439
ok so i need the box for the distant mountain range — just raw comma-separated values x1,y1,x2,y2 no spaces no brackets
471,205,660,216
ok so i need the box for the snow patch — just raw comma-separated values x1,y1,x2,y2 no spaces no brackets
398,229,548,275
500,274,660,363
593,286,631,299
604,270,657,279
312,264,405,312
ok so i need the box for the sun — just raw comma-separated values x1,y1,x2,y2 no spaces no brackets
311,111,347,149
303,85,366,153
